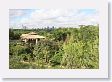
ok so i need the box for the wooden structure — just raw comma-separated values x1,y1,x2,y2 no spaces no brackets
20,32,45,44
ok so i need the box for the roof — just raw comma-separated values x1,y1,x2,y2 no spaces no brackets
21,32,45,39
21,34,29,37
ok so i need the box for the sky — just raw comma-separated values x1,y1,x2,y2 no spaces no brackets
9,9,99,29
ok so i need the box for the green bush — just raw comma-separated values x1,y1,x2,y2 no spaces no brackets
9,25,99,69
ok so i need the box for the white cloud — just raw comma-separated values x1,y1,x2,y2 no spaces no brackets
9,9,26,18
10,9,99,28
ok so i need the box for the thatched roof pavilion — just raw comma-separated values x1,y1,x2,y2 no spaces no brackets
20,32,45,44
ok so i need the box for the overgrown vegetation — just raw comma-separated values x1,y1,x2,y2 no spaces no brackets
9,25,99,69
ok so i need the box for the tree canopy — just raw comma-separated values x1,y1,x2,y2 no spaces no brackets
9,25,99,69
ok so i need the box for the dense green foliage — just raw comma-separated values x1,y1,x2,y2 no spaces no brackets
9,25,99,69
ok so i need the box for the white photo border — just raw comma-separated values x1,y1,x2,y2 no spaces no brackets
0,0,108,78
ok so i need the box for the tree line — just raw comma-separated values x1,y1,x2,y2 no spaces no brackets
9,25,99,69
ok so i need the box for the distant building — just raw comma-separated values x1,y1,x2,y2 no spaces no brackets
20,32,45,44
